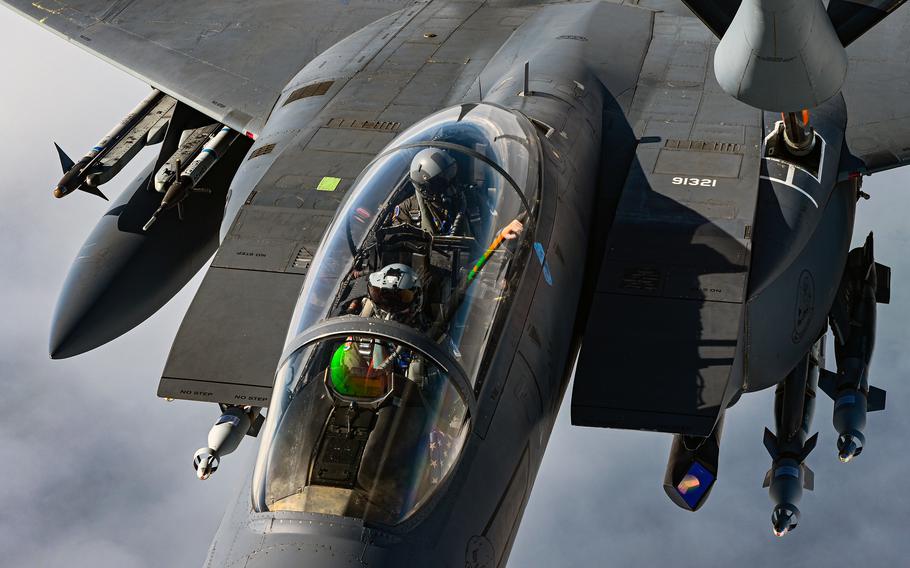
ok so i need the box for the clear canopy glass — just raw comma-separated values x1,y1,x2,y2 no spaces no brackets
253,103,541,525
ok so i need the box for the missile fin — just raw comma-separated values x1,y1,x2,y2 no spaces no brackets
874,262,891,304
762,469,772,488
818,369,838,400
862,232,875,269
763,428,779,459
868,386,886,412
802,465,815,491
77,184,108,201
54,142,75,173
799,432,819,461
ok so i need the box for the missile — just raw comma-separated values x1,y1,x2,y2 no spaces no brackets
193,406,262,480
144,126,238,231
761,340,825,537
48,133,252,359
762,429,817,537
53,89,166,199
822,233,889,462
153,124,221,192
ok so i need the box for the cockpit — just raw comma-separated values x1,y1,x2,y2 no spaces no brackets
251,103,542,526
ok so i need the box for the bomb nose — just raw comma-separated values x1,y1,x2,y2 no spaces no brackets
771,504,798,537
837,434,862,463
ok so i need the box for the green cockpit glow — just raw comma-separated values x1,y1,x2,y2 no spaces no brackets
330,341,391,399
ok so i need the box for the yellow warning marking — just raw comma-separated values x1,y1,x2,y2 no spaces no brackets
317,177,341,192
32,2,63,15
39,16,47,23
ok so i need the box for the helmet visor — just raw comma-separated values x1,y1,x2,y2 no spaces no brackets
368,286,416,313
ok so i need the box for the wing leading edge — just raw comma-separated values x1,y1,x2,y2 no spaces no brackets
0,0,415,135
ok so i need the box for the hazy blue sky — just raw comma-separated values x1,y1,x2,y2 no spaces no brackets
1,6,908,567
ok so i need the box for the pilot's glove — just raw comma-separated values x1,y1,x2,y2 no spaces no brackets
501,219,524,240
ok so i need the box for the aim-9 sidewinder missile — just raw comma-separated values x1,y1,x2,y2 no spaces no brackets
53,89,174,200
143,126,239,231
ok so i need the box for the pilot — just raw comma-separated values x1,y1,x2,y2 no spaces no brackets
390,148,476,236
389,147,525,244
367,263,423,323
344,263,427,327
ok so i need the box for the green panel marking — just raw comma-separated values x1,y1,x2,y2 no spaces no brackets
317,176,342,191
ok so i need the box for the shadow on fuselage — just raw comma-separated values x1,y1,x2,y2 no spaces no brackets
573,151,750,437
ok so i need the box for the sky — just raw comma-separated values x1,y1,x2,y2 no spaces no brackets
1,6,909,568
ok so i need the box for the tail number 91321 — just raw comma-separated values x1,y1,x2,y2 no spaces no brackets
672,177,717,187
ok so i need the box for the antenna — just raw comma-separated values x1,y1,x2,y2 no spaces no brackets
522,61,530,96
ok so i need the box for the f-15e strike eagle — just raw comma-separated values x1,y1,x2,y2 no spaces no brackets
5,0,908,563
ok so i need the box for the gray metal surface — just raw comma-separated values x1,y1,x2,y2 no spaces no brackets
49,135,252,359
572,13,762,436
159,0,538,406
842,3,910,172
0,0,415,134
714,0,848,112
10,0,910,563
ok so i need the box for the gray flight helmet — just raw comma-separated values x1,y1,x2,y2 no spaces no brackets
409,148,458,197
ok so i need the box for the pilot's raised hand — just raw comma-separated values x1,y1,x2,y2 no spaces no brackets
501,219,524,240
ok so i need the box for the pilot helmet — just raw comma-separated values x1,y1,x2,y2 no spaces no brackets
368,263,421,315
409,148,457,197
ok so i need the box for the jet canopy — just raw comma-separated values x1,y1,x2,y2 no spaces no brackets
253,103,541,526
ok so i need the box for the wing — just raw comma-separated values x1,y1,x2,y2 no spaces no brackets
842,3,910,173
829,0,908,46
0,0,414,135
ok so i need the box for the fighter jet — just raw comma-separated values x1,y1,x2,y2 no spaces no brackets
3,0,908,563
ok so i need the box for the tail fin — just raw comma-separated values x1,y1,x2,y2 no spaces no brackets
763,428,779,459
78,185,108,201
803,465,815,491
868,386,887,412
54,143,75,174
818,369,838,400
799,433,819,462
